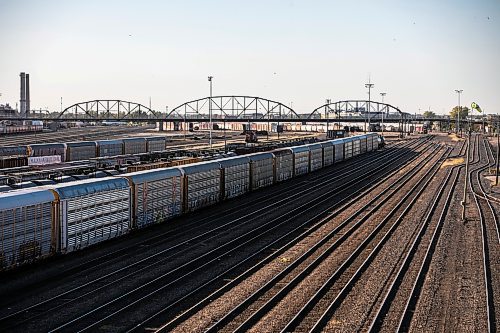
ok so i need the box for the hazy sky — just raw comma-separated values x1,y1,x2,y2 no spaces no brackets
0,0,499,115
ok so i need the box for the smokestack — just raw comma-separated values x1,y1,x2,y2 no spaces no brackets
20,72,26,117
26,74,30,115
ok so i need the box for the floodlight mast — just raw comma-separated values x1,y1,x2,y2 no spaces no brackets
455,89,463,136
208,76,213,149
365,81,374,133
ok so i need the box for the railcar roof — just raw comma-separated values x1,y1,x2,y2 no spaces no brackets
123,137,147,142
95,139,123,145
125,167,182,183
289,146,310,153
320,141,334,147
145,136,166,141
179,160,221,174
28,143,66,148
217,156,251,168
0,188,55,210
247,152,275,161
271,148,294,156
52,177,129,199
305,143,323,150
66,141,97,147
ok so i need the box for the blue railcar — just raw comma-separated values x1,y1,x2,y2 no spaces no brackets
66,141,97,161
96,139,124,157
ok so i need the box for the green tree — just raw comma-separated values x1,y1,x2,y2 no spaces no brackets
450,106,469,120
423,111,436,118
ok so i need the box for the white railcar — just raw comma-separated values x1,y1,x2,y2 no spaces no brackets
352,137,361,156
218,156,251,199
331,139,344,163
290,146,310,177
248,152,275,190
343,137,354,159
320,141,334,167
273,149,294,182
307,143,323,172
180,161,221,212
125,168,183,229
0,189,56,269
52,177,131,253
359,135,368,154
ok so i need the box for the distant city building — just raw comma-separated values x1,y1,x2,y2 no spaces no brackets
0,103,16,116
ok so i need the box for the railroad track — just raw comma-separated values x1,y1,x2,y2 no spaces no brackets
144,140,442,332
0,137,414,304
370,164,462,331
468,135,499,332
0,126,156,146
0,137,430,332
48,140,431,333
275,146,452,333
400,133,499,333
179,144,450,333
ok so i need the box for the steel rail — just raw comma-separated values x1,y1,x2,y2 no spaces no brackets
49,139,428,332
296,148,451,332
203,145,444,333
0,138,412,307
142,141,437,333
0,140,420,328
395,165,462,332
369,164,460,331
469,140,496,332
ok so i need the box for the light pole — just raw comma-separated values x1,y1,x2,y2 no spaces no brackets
325,99,331,133
208,76,213,149
462,105,472,221
496,113,499,186
365,81,374,133
380,92,386,133
380,92,386,103
455,89,463,136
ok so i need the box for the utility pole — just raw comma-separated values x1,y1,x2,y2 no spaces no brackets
325,99,331,133
482,108,486,134
455,89,463,136
462,106,473,220
208,76,213,149
365,80,374,133
380,92,386,134
380,92,386,104
496,113,499,186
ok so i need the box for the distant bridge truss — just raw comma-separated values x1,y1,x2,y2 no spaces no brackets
59,100,159,120
8,97,442,123
309,100,402,120
168,96,299,120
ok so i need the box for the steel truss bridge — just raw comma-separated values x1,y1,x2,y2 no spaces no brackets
0,97,471,124
58,100,159,120
168,96,299,120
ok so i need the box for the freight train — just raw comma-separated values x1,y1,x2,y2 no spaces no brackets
0,136,168,168
0,133,380,270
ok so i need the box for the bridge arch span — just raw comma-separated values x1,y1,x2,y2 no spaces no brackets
168,96,299,119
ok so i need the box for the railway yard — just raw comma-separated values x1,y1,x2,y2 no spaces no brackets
0,131,498,333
